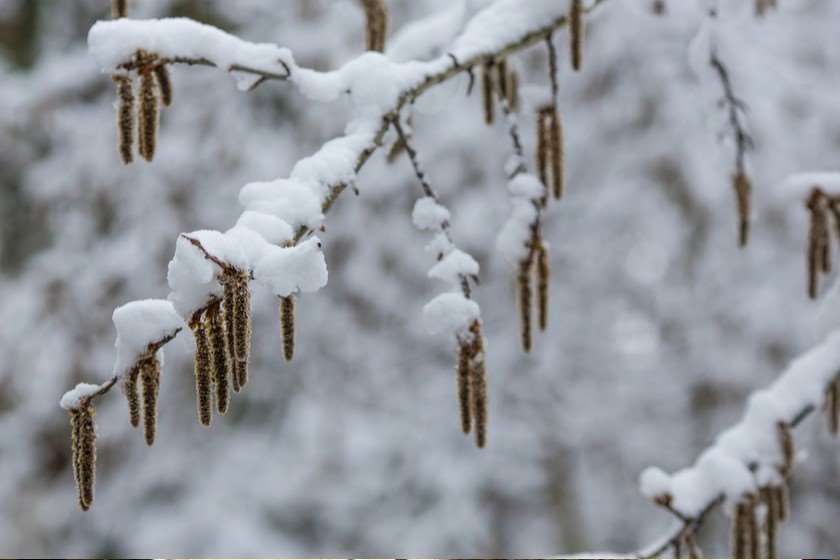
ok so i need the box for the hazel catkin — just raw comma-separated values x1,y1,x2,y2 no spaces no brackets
70,403,96,511
113,75,135,165
137,68,159,162
141,357,161,446
193,317,213,426
280,296,295,362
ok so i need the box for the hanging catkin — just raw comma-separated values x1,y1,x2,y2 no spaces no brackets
826,376,839,436
113,75,134,165
506,69,520,112
111,0,127,18
223,276,239,393
280,296,295,361
777,421,794,477
208,305,230,414
141,357,160,446
482,61,495,125
123,363,141,427
731,499,752,559
137,66,159,162
518,258,533,352
760,486,778,559
733,171,751,247
152,64,173,107
468,321,488,448
457,341,472,434
192,316,213,426
537,242,550,331
549,109,564,199
233,271,251,386
496,59,509,102
806,189,826,299
360,0,387,52
70,403,96,511
569,0,584,71
536,108,550,193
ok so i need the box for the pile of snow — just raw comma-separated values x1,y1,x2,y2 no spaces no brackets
59,383,104,411
496,173,543,264
422,292,481,337
254,237,328,297
112,299,184,377
428,249,479,286
412,197,450,231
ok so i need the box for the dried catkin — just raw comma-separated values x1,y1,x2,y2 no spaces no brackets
826,376,839,436
123,364,141,428
457,342,472,435
111,0,127,18
536,109,550,192
113,75,134,165
223,276,239,393
549,109,564,199
141,357,160,446
70,404,96,511
152,64,173,107
777,421,794,477
208,306,230,414
569,0,584,71
280,296,295,361
193,317,213,426
137,68,159,162
537,242,550,331
807,189,826,299
482,62,495,125
360,0,387,52
518,258,533,352
468,321,488,448
760,486,778,559
733,171,751,248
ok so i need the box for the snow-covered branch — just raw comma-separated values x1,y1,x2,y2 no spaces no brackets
636,330,840,558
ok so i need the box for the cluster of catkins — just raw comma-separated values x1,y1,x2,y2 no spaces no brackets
456,321,488,448
188,269,252,426
360,0,387,52
805,186,840,299
113,51,172,165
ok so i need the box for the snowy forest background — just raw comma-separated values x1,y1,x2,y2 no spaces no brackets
1,0,839,557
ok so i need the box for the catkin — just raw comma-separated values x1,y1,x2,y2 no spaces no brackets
360,0,387,52
208,306,230,414
457,342,472,435
193,317,213,426
280,296,295,361
124,364,141,427
731,500,752,559
223,276,239,393
506,69,520,113
482,62,495,125
232,272,251,388
111,0,127,18
141,357,160,446
70,404,96,511
777,422,794,477
137,68,159,162
807,189,826,299
537,242,550,331
549,109,564,199
826,376,839,436
113,75,134,165
760,486,778,559
153,64,173,107
518,258,533,352
733,171,751,248
537,109,550,192
569,0,584,71
496,59,509,102
468,321,488,448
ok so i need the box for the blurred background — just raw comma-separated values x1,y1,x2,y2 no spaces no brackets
0,0,838,556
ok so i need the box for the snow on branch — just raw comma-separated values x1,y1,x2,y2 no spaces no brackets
636,330,840,558
65,0,610,511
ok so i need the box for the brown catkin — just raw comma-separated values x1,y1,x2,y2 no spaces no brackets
233,272,251,361
360,0,387,52
141,357,160,446
496,59,509,102
468,321,488,448
733,171,751,248
482,62,495,125
137,68,159,162
536,109,550,193
280,296,295,361
745,498,759,559
760,486,777,559
208,306,230,414
537,242,550,331
111,0,127,18
777,421,794,477
518,258,533,352
506,69,520,113
152,64,173,107
826,376,839,436
806,188,825,299
124,364,141,427
223,275,239,393
70,404,96,511
113,75,134,165
457,342,472,435
549,108,564,199
731,500,750,559
193,317,213,426
569,0,584,71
